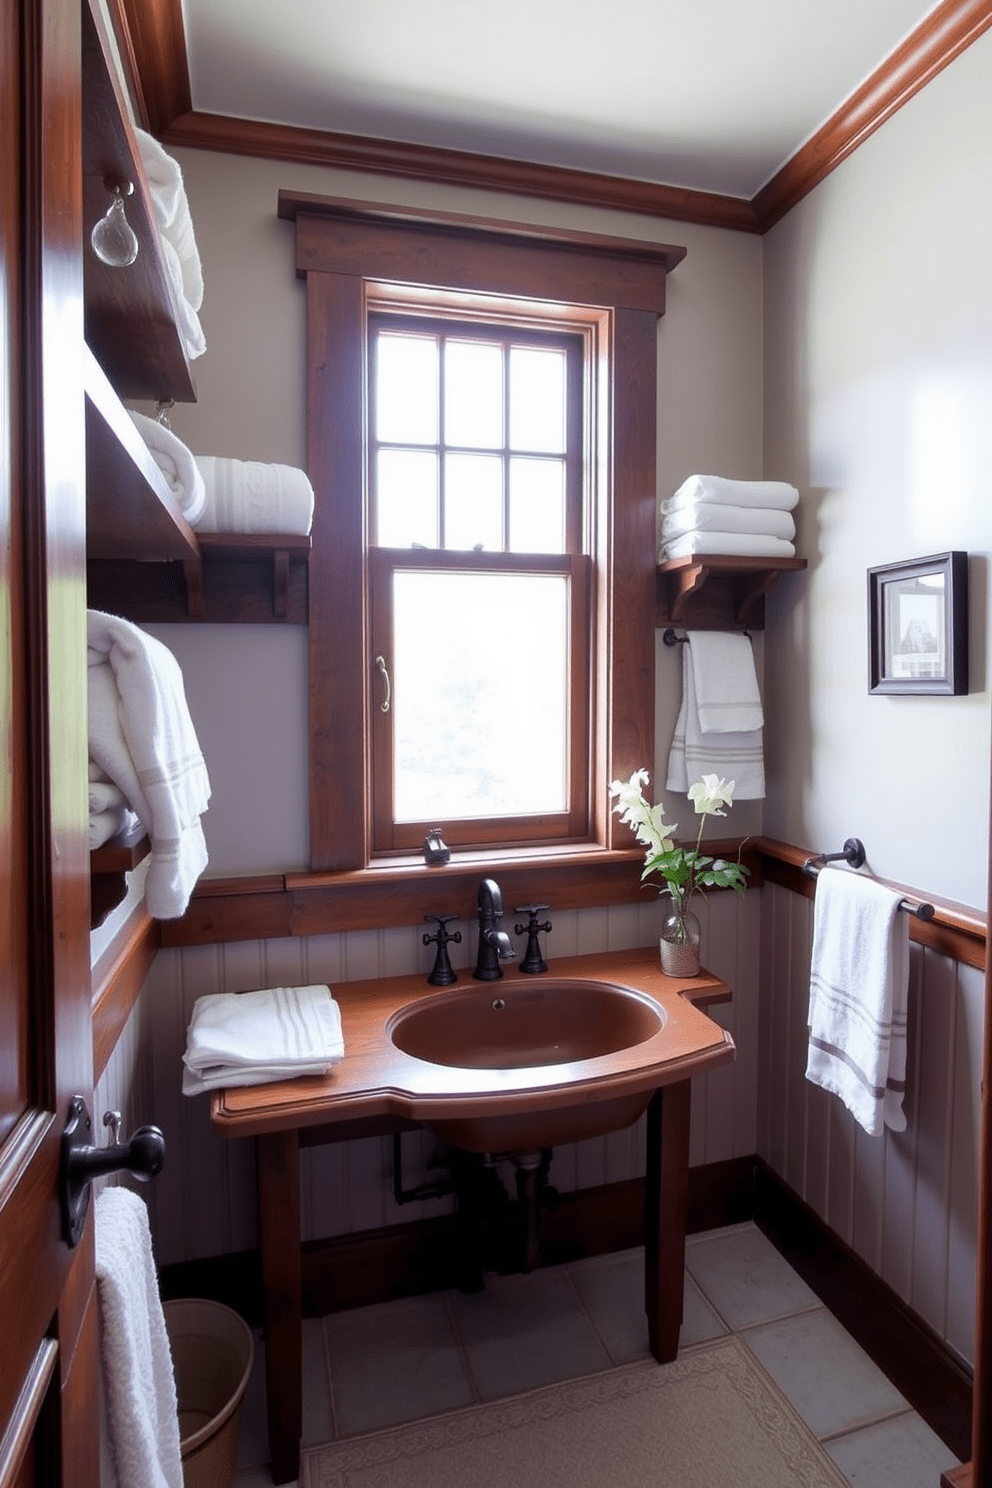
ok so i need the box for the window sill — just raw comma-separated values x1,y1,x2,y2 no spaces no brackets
159,846,649,947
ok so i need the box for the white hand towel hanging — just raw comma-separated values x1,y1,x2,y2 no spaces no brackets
688,631,763,734
666,640,764,799
95,1188,183,1488
805,867,910,1135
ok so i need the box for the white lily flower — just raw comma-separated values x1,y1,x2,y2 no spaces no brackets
688,774,735,816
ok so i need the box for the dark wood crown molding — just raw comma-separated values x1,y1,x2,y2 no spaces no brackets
754,0,992,230
116,0,991,235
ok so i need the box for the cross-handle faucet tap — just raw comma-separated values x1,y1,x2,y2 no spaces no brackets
473,877,516,981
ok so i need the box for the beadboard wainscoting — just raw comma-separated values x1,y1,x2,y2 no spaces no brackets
757,880,982,1369
95,889,762,1270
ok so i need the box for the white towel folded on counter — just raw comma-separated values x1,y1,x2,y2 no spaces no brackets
87,610,210,920
193,455,314,536
127,411,207,525
662,474,800,514
660,530,796,562
182,984,344,1095
660,502,796,542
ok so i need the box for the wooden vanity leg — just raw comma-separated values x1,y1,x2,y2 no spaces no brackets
258,1130,302,1485
644,1081,691,1362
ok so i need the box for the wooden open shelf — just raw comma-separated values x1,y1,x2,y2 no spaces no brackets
656,555,808,630
90,821,151,928
81,0,196,403
87,532,311,623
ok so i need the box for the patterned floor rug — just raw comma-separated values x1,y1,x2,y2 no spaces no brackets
301,1334,849,1487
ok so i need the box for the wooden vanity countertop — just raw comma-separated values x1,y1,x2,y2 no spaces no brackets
209,945,735,1140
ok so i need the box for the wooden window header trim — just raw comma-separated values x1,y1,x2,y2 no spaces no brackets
279,190,685,315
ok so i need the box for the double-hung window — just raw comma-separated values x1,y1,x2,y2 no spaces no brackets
368,312,589,854
283,192,684,898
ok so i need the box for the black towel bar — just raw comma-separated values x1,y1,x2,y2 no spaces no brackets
802,838,934,921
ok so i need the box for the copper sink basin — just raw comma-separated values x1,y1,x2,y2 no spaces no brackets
386,978,666,1151
388,977,665,1071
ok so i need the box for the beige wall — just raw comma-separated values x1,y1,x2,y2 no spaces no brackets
151,151,765,874
762,28,992,910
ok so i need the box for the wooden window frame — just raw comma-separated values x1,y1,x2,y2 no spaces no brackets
280,191,685,897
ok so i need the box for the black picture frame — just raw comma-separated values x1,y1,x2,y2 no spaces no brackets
868,551,968,695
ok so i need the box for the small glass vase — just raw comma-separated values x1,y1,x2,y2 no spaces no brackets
659,893,701,977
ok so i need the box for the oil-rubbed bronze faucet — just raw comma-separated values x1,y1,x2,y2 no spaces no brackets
473,878,516,981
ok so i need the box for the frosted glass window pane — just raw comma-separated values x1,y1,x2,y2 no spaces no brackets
509,458,565,554
392,572,568,822
376,334,438,444
445,341,503,448
509,347,565,453
444,452,503,551
376,450,438,547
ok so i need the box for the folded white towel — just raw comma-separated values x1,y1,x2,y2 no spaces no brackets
90,773,128,814
688,631,763,734
662,474,800,514
90,804,140,851
128,411,207,526
134,128,203,312
660,502,796,541
95,1188,183,1488
87,611,210,919
182,984,344,1095
806,868,910,1135
660,530,796,562
666,644,764,798
192,455,315,536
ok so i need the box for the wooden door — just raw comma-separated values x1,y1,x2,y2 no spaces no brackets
1,0,98,1482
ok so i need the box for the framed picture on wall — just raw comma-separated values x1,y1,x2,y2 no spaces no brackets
868,551,968,695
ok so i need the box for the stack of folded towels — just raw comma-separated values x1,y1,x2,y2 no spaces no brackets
182,984,345,1095
88,609,211,919
135,128,206,363
126,411,315,538
659,474,799,562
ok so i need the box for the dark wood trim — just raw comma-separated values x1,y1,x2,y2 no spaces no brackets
111,0,191,133
167,110,759,235
753,835,987,970
753,1158,972,1464
91,905,161,1079
114,0,990,238
754,0,992,231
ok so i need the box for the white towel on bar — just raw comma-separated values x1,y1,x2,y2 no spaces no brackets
688,631,763,733
660,502,796,541
192,455,315,536
805,867,910,1136
182,984,345,1095
666,643,764,798
87,610,210,920
660,530,796,562
95,1187,183,1488
662,474,800,514
127,411,207,526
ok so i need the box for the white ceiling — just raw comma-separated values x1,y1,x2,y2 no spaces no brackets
180,0,942,199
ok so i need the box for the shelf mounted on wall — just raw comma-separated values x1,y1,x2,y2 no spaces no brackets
656,554,807,631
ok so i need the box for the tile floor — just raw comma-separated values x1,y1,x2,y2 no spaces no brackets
232,1222,960,1488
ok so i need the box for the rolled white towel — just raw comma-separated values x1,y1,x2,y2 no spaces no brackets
90,804,140,851
660,530,796,562
660,502,795,542
134,128,203,312
192,454,314,536
127,411,207,526
89,773,128,814
663,474,799,514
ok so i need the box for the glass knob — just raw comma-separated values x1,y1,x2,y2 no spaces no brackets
90,184,139,268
